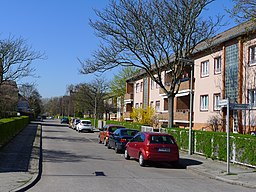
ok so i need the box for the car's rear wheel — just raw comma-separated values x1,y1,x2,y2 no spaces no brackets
107,142,111,149
124,149,130,160
139,153,146,166
115,144,120,153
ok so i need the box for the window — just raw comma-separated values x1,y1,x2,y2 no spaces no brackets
151,79,154,89
164,98,168,111
249,45,256,64
135,83,140,93
214,94,221,110
150,101,154,108
248,89,256,107
155,101,160,112
214,57,221,74
135,103,139,108
133,133,145,142
140,82,143,92
140,103,142,108
200,95,209,111
201,60,209,77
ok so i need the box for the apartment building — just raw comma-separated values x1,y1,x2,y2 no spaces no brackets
124,20,256,133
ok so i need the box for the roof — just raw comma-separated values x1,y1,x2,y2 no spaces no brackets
194,20,256,53
126,20,256,82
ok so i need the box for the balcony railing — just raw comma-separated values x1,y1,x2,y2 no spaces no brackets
124,93,134,100
123,111,132,120
155,109,190,122
159,79,190,95
174,109,190,121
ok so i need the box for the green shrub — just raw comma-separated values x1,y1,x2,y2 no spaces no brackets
0,116,29,148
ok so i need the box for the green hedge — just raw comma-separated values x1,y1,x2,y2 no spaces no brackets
0,116,29,148
168,128,256,166
105,120,143,130
91,119,256,166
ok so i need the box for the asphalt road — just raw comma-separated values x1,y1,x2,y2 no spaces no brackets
28,120,254,192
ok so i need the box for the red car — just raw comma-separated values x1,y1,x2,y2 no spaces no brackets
124,132,179,167
98,124,125,146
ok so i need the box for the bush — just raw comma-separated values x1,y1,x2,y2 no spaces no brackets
0,116,29,148
168,128,256,166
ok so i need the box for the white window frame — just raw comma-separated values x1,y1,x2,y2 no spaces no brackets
140,82,143,92
214,94,221,110
200,95,209,111
201,60,209,77
151,79,154,90
249,45,256,65
214,57,221,74
155,101,160,112
249,89,256,107
135,83,140,93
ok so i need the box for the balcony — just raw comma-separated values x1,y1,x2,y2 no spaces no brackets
159,78,190,95
124,93,134,101
123,111,132,121
179,79,190,90
174,109,190,122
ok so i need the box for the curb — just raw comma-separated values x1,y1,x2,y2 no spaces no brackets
12,123,43,192
187,166,256,189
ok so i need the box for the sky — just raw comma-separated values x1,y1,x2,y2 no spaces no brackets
0,0,237,98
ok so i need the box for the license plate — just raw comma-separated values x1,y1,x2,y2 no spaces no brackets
158,148,170,152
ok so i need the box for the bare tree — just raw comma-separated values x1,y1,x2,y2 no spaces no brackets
0,81,19,117
73,78,109,118
227,0,256,22
80,0,222,127
19,83,42,117
0,36,44,84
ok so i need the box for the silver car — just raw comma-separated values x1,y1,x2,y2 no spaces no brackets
72,119,80,130
77,120,94,133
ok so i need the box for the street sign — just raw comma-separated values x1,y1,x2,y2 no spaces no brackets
232,104,249,110
218,99,228,106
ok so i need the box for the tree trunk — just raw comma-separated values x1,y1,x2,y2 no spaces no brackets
168,95,174,128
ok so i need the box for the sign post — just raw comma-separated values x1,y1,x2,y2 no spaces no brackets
226,98,230,174
218,98,230,174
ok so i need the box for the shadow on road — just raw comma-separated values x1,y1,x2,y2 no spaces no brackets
0,124,38,173
179,158,203,168
42,148,107,163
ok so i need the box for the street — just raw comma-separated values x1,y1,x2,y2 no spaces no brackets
28,120,254,192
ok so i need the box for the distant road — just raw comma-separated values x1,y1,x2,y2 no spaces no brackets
29,119,252,192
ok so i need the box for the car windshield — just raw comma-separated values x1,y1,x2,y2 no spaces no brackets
81,121,91,125
75,120,80,124
109,127,118,132
149,135,175,144
121,130,138,136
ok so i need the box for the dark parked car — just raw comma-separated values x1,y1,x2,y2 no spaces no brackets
61,117,69,124
125,132,179,167
108,128,139,153
98,124,125,146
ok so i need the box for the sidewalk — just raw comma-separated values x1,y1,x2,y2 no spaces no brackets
0,123,256,192
179,151,256,189
0,123,42,192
